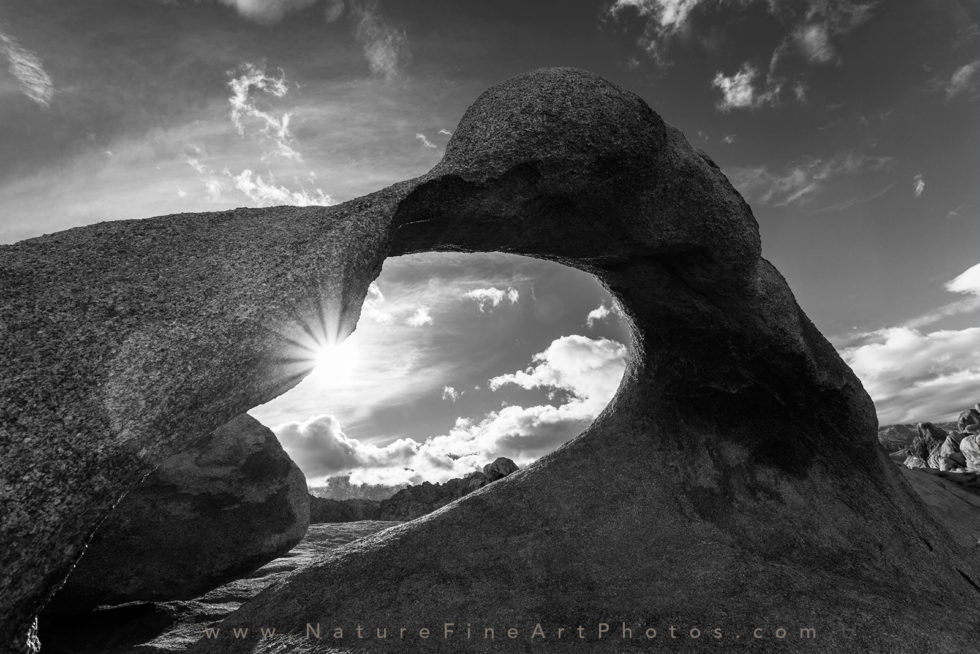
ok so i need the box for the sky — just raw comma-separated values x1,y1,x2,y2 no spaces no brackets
1,0,978,485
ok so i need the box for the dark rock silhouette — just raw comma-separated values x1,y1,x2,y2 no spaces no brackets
3,68,980,652
483,456,519,481
43,414,308,615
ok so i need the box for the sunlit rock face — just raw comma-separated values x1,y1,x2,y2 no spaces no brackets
2,68,979,653
42,414,309,615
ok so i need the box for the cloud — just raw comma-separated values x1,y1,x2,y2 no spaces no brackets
227,169,334,206
272,334,628,486
608,0,706,64
274,413,421,480
489,335,628,413
362,281,394,324
205,179,224,201
348,0,409,80
947,263,980,295
438,128,452,136
586,302,623,328
610,0,872,69
227,63,301,161
794,23,835,63
946,60,980,99
913,174,925,198
728,151,891,207
406,305,433,327
839,262,980,424
0,32,53,108
722,134,736,144
712,63,779,112
462,287,520,312
415,132,437,149
841,327,980,425
216,0,319,24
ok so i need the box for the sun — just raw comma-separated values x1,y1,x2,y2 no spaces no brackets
310,339,360,382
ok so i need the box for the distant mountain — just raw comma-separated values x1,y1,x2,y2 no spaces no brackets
309,475,406,501
310,458,520,523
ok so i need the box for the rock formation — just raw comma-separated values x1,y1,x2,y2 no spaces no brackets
894,405,980,473
482,456,519,481
3,68,980,652
309,458,519,524
43,414,309,614
309,497,381,523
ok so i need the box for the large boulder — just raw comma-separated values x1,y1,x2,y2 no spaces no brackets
3,68,980,652
43,414,309,615
957,407,980,432
482,457,518,481
961,435,980,470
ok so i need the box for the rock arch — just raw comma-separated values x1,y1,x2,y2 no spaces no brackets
1,68,978,652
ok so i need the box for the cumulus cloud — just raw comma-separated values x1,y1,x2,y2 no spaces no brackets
489,336,628,413
415,132,437,149
227,63,301,161
839,262,980,424
729,151,891,207
406,305,433,327
712,63,779,112
274,413,422,480
272,335,628,486
946,60,980,99
0,32,53,108
228,169,334,206
912,174,925,198
586,302,623,328
462,287,520,312
946,263,980,295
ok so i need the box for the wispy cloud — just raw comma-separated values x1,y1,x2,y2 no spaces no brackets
607,0,706,64
712,63,779,111
442,385,461,402
211,1,409,80
946,59,980,99
462,287,520,312
415,132,437,149
0,32,53,108
728,151,891,207
348,0,409,80
912,173,925,198
227,169,334,206
228,63,301,161
610,0,873,71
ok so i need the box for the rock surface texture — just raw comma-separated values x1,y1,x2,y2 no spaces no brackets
43,414,309,614
2,68,980,653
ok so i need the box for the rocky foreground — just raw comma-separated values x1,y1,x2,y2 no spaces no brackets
38,522,398,654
